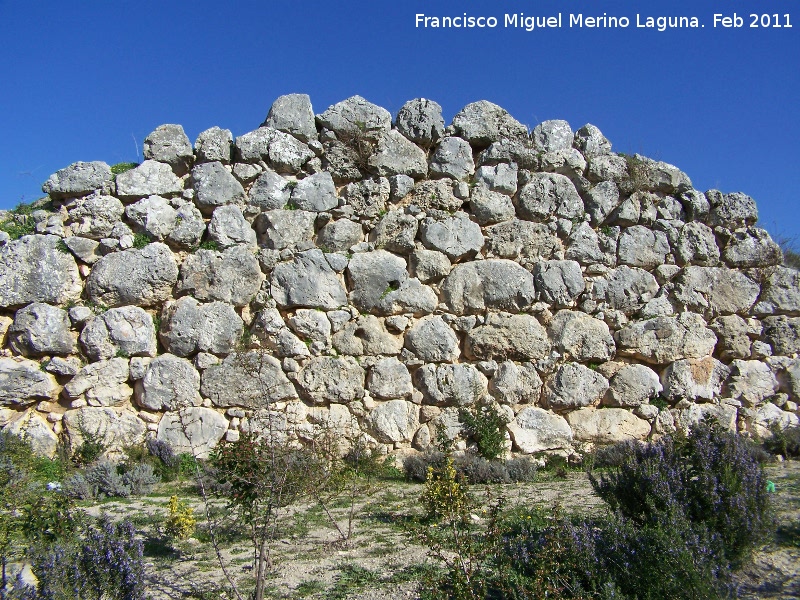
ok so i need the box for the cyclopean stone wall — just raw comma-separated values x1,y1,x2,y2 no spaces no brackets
1,94,799,460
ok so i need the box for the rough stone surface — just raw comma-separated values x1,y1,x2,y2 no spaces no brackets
451,101,528,148
722,228,783,268
726,359,778,407
616,313,717,365
605,364,662,407
201,352,297,408
87,243,178,308
177,246,263,307
411,249,451,282
762,316,800,356
296,356,365,404
516,173,584,221
63,407,146,455
254,209,315,250
368,130,428,178
67,195,125,239
63,358,132,407
414,363,488,407
291,172,338,212
674,266,760,316
366,400,419,443
508,407,573,454
135,353,201,411
489,361,543,405
543,363,610,411
43,161,113,199
758,267,800,315
533,260,585,306
368,357,413,399
404,316,460,363
466,313,551,361
207,205,257,249
143,124,194,175
0,235,82,309
419,213,484,261
370,211,417,254
0,357,59,406
548,310,615,363
396,98,445,146
317,95,392,134
429,137,474,180
675,222,720,266
319,219,364,252
4,409,59,457
566,408,651,443
617,226,670,269
271,249,347,309
661,357,730,402
441,260,536,315
195,126,233,164
116,160,183,200
191,161,245,215
80,306,156,361
469,187,515,225
9,302,74,356
159,297,243,357
157,407,228,459
707,191,759,229
264,94,318,142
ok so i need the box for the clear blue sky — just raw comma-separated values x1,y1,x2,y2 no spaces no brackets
1,0,797,243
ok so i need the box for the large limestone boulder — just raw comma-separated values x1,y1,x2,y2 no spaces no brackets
451,101,528,148
319,218,365,253
616,313,717,365
271,249,347,309
489,361,543,405
507,407,573,454
485,220,561,260
441,260,536,315
707,190,758,229
469,186,516,225
404,316,460,363
9,302,74,356
291,172,338,212
157,407,228,459
756,267,800,316
751,402,799,438
565,222,617,267
542,363,610,411
346,250,406,311
709,315,752,360
296,356,365,404
207,205,257,249
331,315,402,356
368,130,428,178
66,194,125,239
177,246,263,307
414,363,488,407
124,195,178,241
254,209,316,250
566,408,651,443
661,357,730,402
367,357,413,400
591,266,659,316
86,243,178,308
63,358,132,407
674,222,720,266
365,400,420,443
605,364,662,407
429,136,474,180
317,95,392,134
247,170,291,211
263,93,318,142
235,127,314,172
201,352,296,409
168,200,206,249
574,124,612,158
116,160,183,200
533,260,585,306
42,161,113,199
395,98,445,146
726,360,778,407
617,226,670,270
143,124,193,175
63,407,147,455
159,297,243,357
80,306,156,361
195,126,233,164
548,310,615,363
419,213,484,261
465,313,550,361
0,357,58,406
674,266,760,316
515,172,584,221
0,235,82,309
190,161,246,215
532,120,573,153
4,409,58,457
761,316,800,355
369,211,417,254
135,354,201,411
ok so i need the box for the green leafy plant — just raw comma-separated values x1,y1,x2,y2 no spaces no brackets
132,233,151,249
459,403,509,461
110,162,138,175
198,239,220,251
164,495,196,540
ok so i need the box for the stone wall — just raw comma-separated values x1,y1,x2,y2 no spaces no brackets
1,94,798,460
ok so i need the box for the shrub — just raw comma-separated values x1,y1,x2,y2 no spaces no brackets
459,403,509,461
131,233,151,249
763,424,800,458
589,421,774,567
404,451,538,485
421,457,472,522
62,473,97,500
164,495,195,540
85,461,130,498
404,451,444,482
122,463,160,496
110,162,138,175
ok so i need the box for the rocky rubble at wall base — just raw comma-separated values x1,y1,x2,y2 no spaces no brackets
1,93,798,461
